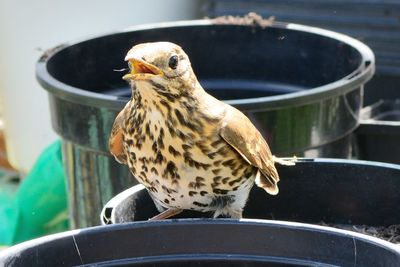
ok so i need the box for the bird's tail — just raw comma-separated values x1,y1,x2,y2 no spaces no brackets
255,168,280,195
255,156,297,195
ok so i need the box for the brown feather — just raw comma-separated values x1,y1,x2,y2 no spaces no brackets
109,108,127,164
219,106,279,195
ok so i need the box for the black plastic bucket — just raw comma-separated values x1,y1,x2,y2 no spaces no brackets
102,158,400,234
356,99,400,164
36,19,374,228
1,219,400,266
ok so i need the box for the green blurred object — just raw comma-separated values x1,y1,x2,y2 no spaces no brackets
0,169,19,247
0,141,68,246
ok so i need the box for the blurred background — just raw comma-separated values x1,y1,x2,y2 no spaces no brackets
205,0,400,106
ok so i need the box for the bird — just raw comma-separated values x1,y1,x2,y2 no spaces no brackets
109,41,294,220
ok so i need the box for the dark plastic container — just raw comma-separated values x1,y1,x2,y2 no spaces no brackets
1,219,400,267
102,158,400,228
356,100,400,164
36,19,374,228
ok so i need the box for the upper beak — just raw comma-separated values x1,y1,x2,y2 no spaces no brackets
122,57,163,81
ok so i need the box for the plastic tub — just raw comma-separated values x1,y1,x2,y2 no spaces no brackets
102,158,400,230
1,219,400,266
356,99,400,164
36,19,374,228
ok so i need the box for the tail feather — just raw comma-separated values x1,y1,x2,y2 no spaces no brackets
255,169,279,195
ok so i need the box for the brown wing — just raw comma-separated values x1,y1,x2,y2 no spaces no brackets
109,107,128,164
220,106,279,195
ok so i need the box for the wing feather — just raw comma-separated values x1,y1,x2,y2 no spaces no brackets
109,107,128,164
220,107,279,195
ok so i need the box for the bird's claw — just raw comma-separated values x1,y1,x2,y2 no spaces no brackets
149,208,183,220
273,155,297,166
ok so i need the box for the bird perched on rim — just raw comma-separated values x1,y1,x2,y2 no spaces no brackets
109,41,293,220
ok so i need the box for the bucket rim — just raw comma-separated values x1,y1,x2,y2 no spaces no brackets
36,19,375,110
2,218,400,262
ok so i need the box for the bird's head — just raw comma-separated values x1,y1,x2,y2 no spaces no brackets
123,42,197,96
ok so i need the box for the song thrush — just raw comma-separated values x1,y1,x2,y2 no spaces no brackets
109,42,292,219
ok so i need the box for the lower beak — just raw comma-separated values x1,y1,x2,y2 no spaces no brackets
122,59,163,81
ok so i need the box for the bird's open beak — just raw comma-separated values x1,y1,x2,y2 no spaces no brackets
122,58,163,81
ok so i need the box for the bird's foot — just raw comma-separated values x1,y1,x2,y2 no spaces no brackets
273,155,297,166
213,207,243,219
149,208,183,220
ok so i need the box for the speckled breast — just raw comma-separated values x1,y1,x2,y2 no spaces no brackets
122,101,256,211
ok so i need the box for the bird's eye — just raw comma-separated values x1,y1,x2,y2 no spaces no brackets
168,55,179,69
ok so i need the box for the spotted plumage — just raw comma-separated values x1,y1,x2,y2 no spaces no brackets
109,42,292,219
